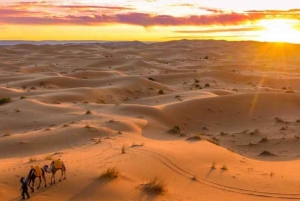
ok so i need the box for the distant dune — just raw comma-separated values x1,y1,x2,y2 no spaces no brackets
1,40,300,201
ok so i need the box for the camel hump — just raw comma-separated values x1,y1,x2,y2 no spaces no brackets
33,166,42,177
53,160,63,169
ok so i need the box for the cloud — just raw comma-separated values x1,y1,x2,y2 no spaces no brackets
174,27,264,34
0,11,281,26
0,2,299,27
169,4,195,7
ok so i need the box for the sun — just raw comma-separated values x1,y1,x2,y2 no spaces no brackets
257,19,300,43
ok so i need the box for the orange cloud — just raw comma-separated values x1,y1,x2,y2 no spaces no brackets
0,2,299,27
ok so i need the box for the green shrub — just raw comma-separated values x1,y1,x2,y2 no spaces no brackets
0,97,11,105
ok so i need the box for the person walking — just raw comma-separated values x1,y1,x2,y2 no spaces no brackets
20,177,30,199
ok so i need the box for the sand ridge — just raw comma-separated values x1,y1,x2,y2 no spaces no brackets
0,40,300,201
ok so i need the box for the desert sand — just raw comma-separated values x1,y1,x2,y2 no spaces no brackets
0,40,300,201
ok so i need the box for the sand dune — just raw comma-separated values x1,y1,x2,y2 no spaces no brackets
1,40,300,201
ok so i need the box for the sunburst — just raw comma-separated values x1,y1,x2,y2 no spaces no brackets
257,19,300,43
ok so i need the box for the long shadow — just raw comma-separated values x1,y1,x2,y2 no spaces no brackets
9,180,60,201
132,186,160,201
205,168,215,178
66,178,113,201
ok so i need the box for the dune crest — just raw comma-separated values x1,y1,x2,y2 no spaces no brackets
1,40,300,201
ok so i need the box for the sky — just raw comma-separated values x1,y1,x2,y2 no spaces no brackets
0,0,300,43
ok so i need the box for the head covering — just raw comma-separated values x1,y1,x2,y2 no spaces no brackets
20,177,26,183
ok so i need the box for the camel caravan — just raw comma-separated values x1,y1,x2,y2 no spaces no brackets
26,159,66,192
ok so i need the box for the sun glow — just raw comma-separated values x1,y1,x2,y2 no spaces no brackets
257,19,300,43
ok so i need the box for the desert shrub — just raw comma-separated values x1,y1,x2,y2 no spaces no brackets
205,83,210,87
45,155,53,160
259,137,268,143
100,167,119,179
220,132,228,136
168,126,181,134
142,177,166,194
20,96,26,99
275,117,284,123
158,90,164,94
207,139,219,145
211,162,216,169
148,77,155,81
211,137,220,141
221,165,228,170
85,124,91,128
186,135,202,141
85,110,92,114
0,97,11,105
204,56,209,59
29,157,37,162
259,151,277,156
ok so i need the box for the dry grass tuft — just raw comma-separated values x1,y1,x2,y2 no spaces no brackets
142,177,166,194
131,142,144,147
100,167,119,179
121,144,127,154
85,110,92,114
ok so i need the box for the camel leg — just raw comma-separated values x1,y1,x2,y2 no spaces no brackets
64,165,67,180
37,177,41,189
64,169,67,180
59,169,63,181
32,179,35,192
50,174,53,185
53,172,56,184
28,179,34,193
43,174,47,187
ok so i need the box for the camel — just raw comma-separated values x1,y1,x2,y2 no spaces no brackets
27,166,47,192
43,159,66,185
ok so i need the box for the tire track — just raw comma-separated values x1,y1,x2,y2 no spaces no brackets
131,148,300,200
